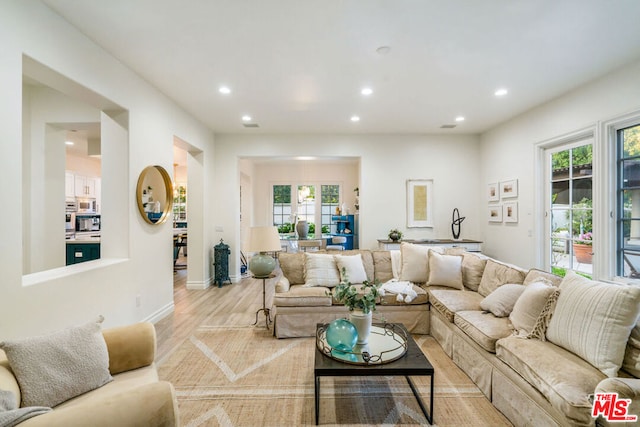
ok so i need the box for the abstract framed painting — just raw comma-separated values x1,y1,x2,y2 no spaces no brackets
407,179,434,228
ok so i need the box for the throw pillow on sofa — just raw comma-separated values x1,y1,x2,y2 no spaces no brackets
546,271,640,377
427,250,464,290
509,281,559,339
334,254,368,284
0,316,113,408
303,253,341,287
478,259,526,297
480,284,526,317
399,243,429,283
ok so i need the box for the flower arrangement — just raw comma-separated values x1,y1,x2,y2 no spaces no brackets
388,228,403,241
332,269,381,314
578,232,593,246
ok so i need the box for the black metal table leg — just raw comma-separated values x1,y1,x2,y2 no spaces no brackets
407,375,433,424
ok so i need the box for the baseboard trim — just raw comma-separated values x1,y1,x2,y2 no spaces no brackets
145,301,174,323
186,276,213,290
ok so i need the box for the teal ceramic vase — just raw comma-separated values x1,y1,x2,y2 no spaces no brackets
326,319,358,352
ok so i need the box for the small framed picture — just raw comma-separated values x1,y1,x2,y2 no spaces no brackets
503,202,518,223
500,179,518,199
488,182,499,202
488,205,503,222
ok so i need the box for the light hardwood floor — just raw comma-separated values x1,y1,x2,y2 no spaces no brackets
155,259,277,364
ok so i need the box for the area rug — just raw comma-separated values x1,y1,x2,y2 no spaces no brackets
158,326,511,426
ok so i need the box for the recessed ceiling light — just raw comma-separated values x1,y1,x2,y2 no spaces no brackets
242,115,252,122
65,141,74,145
361,87,373,96
495,88,508,97
350,115,360,122
376,46,391,55
219,86,231,95
455,116,465,122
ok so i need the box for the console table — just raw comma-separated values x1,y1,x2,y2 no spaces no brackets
377,238,482,252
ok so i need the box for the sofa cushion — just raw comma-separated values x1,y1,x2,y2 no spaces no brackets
303,253,341,287
460,253,488,292
335,254,367,284
509,281,559,339
378,283,429,306
0,316,113,408
278,252,305,284
477,259,526,297
523,268,562,287
546,271,640,377
428,289,484,323
454,311,513,353
427,251,464,290
273,285,332,307
480,284,525,317
372,250,394,283
496,336,605,426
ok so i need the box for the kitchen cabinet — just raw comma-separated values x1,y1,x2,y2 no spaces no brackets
66,242,100,265
74,175,98,198
65,172,75,199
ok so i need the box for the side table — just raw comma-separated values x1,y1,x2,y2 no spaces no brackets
252,274,275,329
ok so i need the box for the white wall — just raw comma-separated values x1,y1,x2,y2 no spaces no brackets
215,133,481,278
0,1,215,339
479,59,640,267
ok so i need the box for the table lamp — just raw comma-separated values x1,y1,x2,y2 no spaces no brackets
245,226,282,277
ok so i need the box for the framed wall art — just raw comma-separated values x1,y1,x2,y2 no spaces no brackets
488,182,499,202
407,179,434,228
503,202,518,223
500,179,518,199
488,205,503,223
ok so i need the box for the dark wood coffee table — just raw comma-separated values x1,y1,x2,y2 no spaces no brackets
314,323,434,425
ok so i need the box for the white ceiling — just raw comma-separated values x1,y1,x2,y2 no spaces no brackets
44,0,640,135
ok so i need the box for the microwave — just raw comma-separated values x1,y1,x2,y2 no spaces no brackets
77,198,97,214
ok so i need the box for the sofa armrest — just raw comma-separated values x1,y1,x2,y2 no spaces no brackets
102,322,156,375
595,377,640,424
19,381,178,427
596,377,640,399
275,276,291,293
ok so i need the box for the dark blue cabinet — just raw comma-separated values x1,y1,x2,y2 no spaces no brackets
330,215,358,250
66,242,100,265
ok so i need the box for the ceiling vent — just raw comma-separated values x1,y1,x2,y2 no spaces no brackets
440,124,457,129
243,123,259,128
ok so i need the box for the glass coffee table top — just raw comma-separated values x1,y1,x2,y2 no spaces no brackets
316,323,408,365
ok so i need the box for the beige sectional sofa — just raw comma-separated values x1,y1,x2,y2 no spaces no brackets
0,321,179,426
271,245,640,427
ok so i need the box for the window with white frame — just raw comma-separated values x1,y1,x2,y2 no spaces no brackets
321,185,340,234
272,183,340,237
548,142,594,278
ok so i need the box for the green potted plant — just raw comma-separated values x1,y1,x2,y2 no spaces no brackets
332,269,381,344
388,228,403,242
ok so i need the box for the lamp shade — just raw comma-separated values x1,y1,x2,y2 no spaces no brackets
244,226,282,253
245,226,281,277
